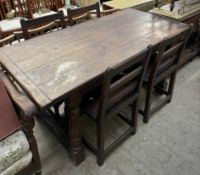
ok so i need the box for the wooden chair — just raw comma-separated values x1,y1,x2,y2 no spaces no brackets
0,72,41,175
0,34,15,47
20,10,66,40
140,27,191,123
81,46,152,166
67,2,100,26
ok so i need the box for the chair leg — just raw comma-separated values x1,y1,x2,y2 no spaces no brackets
143,82,154,123
29,135,42,175
131,100,139,134
22,115,42,174
97,119,104,166
167,72,177,103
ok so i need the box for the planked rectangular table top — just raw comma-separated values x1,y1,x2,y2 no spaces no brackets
0,9,189,108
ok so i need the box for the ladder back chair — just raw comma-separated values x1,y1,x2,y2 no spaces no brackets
67,2,100,26
140,27,191,123
20,10,66,40
0,34,15,47
81,46,152,166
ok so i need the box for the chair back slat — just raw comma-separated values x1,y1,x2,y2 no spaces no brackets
20,10,66,40
101,8,119,16
109,66,143,94
28,21,57,38
0,34,15,47
160,41,184,64
98,46,152,118
67,2,100,26
107,81,139,113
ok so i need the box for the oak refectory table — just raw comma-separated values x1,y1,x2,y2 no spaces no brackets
0,9,189,165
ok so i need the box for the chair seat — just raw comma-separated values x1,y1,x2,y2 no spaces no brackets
0,17,26,32
1,152,32,175
83,81,138,119
0,130,31,173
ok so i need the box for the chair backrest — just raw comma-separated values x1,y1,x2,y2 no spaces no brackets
67,2,100,26
0,34,15,47
98,46,152,119
152,27,191,82
20,10,66,40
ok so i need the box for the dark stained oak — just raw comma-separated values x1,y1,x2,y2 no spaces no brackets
0,9,189,165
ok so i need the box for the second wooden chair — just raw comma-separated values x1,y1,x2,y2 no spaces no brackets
140,27,191,123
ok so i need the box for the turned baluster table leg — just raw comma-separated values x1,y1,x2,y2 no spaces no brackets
67,93,85,166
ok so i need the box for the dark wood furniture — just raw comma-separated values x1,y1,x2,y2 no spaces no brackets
82,46,152,166
151,1,200,67
20,11,66,40
140,27,190,123
67,2,100,26
0,72,41,175
0,9,189,165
